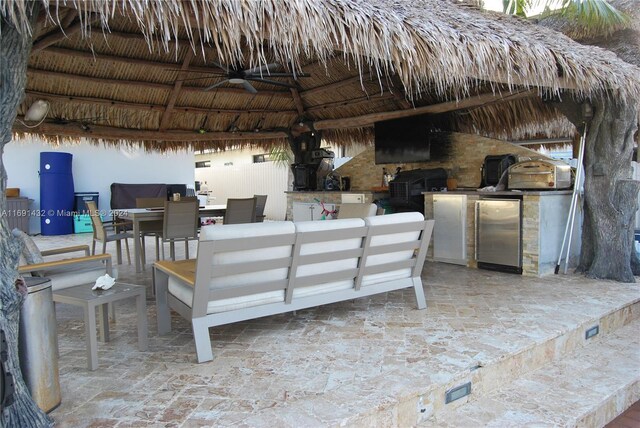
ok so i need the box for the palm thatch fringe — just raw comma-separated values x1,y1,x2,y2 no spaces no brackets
453,97,577,141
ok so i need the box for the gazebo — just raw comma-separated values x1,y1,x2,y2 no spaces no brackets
1,0,639,425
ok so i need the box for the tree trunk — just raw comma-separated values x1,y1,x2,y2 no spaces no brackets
0,5,53,427
572,97,639,282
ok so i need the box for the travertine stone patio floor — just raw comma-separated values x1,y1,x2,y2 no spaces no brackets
29,232,639,427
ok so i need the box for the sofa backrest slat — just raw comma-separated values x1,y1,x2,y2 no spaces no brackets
208,233,296,252
293,268,361,288
362,258,415,275
209,256,293,278
209,279,289,300
366,240,422,255
297,247,364,265
367,221,427,236
296,226,368,243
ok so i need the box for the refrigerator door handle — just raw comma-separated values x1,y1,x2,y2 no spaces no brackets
474,201,479,261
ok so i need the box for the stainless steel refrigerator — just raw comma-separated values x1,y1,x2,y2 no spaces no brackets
475,198,522,273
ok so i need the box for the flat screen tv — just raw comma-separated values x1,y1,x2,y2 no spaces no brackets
374,114,450,164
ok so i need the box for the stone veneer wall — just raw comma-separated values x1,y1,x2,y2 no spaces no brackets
335,132,549,191
285,191,377,221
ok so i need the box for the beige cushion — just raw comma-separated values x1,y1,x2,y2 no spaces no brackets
336,203,377,219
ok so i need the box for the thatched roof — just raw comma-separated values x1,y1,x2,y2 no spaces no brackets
3,0,639,151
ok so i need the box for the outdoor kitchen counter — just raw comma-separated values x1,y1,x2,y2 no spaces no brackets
285,190,388,221
422,189,573,196
423,189,579,277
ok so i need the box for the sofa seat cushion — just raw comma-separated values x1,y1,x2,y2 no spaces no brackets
168,277,284,314
362,212,424,286
293,218,365,292
199,222,295,289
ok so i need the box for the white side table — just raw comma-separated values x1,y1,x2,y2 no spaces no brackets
52,282,148,370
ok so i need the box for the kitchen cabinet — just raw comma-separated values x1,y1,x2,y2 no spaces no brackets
292,202,336,221
433,194,467,265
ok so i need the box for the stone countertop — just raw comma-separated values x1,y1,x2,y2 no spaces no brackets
285,190,384,194
423,189,573,196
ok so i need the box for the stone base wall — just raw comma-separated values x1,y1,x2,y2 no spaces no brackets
336,132,547,191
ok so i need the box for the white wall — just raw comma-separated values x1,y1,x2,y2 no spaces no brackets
194,145,358,220
5,137,194,234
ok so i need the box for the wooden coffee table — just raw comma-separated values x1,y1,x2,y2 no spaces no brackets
52,282,148,370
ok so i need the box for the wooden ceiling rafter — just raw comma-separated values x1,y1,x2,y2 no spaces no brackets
23,90,298,116
300,75,369,98
26,67,292,99
33,6,58,34
31,11,97,53
314,89,538,130
43,46,215,74
159,42,196,130
306,93,396,113
13,118,288,142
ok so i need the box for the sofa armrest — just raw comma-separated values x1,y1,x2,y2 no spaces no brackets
41,245,91,257
18,254,112,274
154,260,196,287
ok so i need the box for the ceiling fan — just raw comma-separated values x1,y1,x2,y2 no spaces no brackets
201,61,309,94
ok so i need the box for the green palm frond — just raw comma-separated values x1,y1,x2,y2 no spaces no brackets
268,146,293,169
560,0,629,36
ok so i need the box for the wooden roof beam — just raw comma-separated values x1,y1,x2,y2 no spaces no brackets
314,89,538,130
306,93,396,113
26,67,291,98
159,44,196,130
31,12,98,53
24,90,297,115
289,86,306,117
300,75,370,98
42,46,216,74
12,119,288,142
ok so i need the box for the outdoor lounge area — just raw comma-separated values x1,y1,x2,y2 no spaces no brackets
2,0,640,426
33,231,639,427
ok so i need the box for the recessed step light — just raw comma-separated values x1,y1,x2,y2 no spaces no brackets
585,325,599,340
445,382,471,404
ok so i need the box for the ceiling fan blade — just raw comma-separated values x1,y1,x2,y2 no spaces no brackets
175,75,227,83
242,80,258,94
244,62,280,75
245,77,297,89
245,72,311,78
210,60,230,73
203,79,230,91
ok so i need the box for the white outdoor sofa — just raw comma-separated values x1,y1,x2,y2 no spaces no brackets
153,212,434,363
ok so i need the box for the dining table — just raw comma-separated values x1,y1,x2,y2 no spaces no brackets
119,204,226,272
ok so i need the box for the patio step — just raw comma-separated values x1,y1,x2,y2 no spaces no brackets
238,299,639,427
422,317,640,427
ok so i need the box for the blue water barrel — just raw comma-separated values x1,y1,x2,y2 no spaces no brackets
40,152,75,235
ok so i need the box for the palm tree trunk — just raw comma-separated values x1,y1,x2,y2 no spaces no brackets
1,5,53,426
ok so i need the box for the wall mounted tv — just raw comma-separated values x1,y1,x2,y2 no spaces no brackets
374,114,450,164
